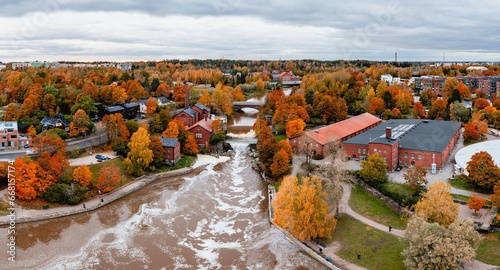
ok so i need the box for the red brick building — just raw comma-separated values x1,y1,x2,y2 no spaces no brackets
288,113,381,156
187,118,213,147
0,122,31,148
173,103,212,128
342,119,461,171
160,138,181,165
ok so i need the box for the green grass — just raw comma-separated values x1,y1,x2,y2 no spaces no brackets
333,215,407,270
0,200,10,216
476,232,500,266
450,177,475,191
349,184,407,229
463,139,484,146
156,155,196,172
88,158,133,186
382,182,416,197
451,193,470,202
275,134,287,142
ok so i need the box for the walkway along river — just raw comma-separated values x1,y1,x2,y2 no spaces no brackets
0,142,327,270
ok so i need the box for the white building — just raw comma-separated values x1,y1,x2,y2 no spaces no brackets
117,62,132,71
11,62,30,69
380,74,393,85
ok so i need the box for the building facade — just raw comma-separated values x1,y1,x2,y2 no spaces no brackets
0,122,31,148
160,138,181,165
187,118,213,147
342,119,461,171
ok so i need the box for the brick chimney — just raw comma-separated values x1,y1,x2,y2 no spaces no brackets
386,127,392,139
184,83,189,109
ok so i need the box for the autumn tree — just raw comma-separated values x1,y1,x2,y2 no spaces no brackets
414,181,458,227
252,118,269,137
270,149,290,178
145,97,158,116
162,121,179,138
183,133,199,155
212,83,234,116
69,109,91,137
491,184,500,207
428,98,447,120
173,84,187,106
14,157,38,200
402,216,481,270
96,163,121,193
27,125,36,138
450,101,471,122
124,127,153,176
468,193,486,216
127,80,148,101
368,97,385,115
412,101,425,118
102,113,129,141
466,151,500,190
72,165,92,187
149,136,165,168
34,132,67,156
285,118,306,138
403,164,428,190
277,140,293,161
359,153,388,183
155,83,170,97
257,125,277,173
473,98,490,112
4,103,19,121
272,175,337,241
463,122,480,141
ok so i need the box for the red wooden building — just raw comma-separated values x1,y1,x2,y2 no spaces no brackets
160,138,181,165
187,118,213,147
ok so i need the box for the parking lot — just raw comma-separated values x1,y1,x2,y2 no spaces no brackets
68,151,119,166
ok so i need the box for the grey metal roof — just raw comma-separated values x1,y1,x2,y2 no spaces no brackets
122,102,139,108
175,107,197,117
343,119,461,153
160,137,178,147
105,105,124,113
194,102,210,112
40,116,70,127
139,99,148,105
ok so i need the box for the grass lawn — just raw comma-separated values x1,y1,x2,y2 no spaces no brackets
0,200,10,216
382,182,416,197
349,184,407,229
333,215,407,270
450,177,475,191
156,155,196,172
451,193,470,202
476,232,500,266
275,134,287,142
89,158,133,187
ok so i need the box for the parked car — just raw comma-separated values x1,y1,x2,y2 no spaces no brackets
24,143,30,148
95,154,107,161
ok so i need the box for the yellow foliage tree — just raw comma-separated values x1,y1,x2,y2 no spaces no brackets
414,181,459,227
285,118,306,138
124,127,153,176
72,165,92,187
162,121,179,138
272,175,337,241
270,149,290,178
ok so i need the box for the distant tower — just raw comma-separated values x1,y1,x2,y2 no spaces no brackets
184,83,189,109
395,51,397,63
442,52,445,66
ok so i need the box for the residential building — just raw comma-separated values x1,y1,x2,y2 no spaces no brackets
0,122,31,148
187,118,213,147
121,102,139,119
279,71,300,82
289,113,381,156
342,119,461,171
173,102,211,127
117,62,132,71
160,137,181,165
40,115,70,132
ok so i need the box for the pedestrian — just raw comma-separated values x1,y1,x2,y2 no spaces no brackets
83,203,86,209
389,225,392,232
357,254,361,260
101,198,104,203
319,248,323,254
327,256,331,262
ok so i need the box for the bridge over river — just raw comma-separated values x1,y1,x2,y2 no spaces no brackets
233,101,264,110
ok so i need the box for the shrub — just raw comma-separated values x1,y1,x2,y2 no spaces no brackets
210,133,226,144
43,128,68,139
312,154,324,160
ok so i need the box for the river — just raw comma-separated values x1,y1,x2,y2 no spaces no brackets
0,105,327,270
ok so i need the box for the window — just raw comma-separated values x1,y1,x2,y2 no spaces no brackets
358,148,361,153
167,148,171,153
383,149,387,153
411,153,415,159
362,149,366,154
195,133,202,139
418,154,422,160
404,153,408,158
374,148,377,152
11,135,16,139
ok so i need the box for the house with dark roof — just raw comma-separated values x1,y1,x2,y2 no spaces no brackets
192,103,211,120
342,119,461,171
41,115,70,132
174,107,199,127
160,137,181,165
121,102,139,119
187,118,213,147
289,113,381,157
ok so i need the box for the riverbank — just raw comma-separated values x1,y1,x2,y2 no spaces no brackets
0,154,231,226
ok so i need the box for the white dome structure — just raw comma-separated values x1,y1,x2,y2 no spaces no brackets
455,140,500,175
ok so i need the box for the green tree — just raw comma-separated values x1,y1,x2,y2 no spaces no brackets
272,175,337,241
403,216,481,270
359,153,388,183
71,95,97,116
124,127,153,176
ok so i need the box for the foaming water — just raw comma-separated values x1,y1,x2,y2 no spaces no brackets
6,142,326,270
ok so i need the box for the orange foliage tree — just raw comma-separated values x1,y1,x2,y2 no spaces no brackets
102,113,129,141
72,165,92,187
467,193,486,216
34,132,67,156
155,83,170,97
96,163,121,193
473,98,490,112
368,97,385,115
413,101,425,118
145,97,158,116
4,103,19,121
183,133,199,155
270,149,290,178
69,109,91,138
272,175,337,241
466,151,500,190
285,118,306,138
463,122,480,141
162,121,179,138
14,157,38,200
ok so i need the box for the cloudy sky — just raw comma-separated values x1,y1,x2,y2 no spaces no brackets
1,0,500,62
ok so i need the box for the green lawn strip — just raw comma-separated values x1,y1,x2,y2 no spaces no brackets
349,184,407,230
476,232,500,266
450,178,475,191
275,134,287,142
382,182,415,197
451,193,470,202
156,155,196,172
333,215,406,270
